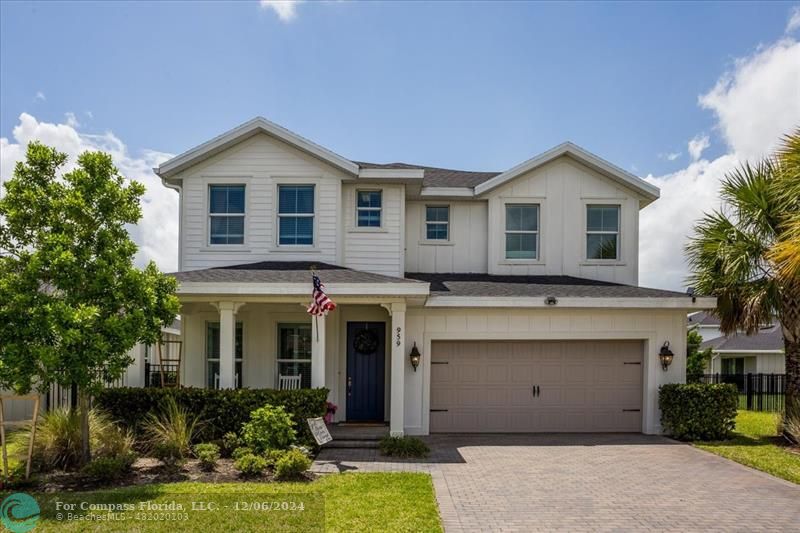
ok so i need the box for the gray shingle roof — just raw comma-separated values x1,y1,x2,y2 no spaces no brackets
355,161,500,188
688,311,721,326
171,261,422,284
700,325,785,352
404,273,690,298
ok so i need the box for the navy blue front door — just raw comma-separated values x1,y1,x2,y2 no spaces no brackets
346,322,385,421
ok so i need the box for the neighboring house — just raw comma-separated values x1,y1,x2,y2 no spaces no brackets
155,117,713,436
687,310,725,341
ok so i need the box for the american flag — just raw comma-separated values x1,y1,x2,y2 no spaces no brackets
307,274,336,316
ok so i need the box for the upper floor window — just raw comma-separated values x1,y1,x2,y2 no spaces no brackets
426,206,449,240
505,204,539,259
209,185,245,245
586,205,620,260
278,185,314,245
356,190,382,227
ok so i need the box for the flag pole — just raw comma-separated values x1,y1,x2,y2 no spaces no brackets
311,265,319,342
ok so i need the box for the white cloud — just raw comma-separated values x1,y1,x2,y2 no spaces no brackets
65,112,80,128
34,91,46,101
259,0,303,22
0,113,178,271
787,6,800,33
639,35,800,290
659,151,682,161
687,134,710,161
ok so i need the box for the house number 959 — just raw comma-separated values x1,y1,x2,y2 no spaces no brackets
396,327,401,346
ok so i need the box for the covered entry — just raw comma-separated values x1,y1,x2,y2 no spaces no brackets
430,340,643,433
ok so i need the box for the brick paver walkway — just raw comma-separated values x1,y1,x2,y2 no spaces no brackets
313,434,800,532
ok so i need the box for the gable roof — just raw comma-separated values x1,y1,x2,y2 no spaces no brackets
473,142,660,204
155,117,360,178
688,311,722,326
700,324,784,352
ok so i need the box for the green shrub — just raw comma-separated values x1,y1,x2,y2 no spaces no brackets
263,448,287,467
659,383,738,441
81,453,136,482
152,442,185,467
221,431,243,457
144,396,200,460
379,436,430,458
26,408,135,472
96,387,328,446
274,448,311,480
234,453,267,477
193,443,220,471
231,446,254,460
242,405,297,454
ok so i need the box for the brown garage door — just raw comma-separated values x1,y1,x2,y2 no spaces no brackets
430,340,643,433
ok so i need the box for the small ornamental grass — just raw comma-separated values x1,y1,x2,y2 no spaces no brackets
144,396,201,465
379,436,430,458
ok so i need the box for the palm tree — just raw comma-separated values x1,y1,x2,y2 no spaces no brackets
686,130,800,424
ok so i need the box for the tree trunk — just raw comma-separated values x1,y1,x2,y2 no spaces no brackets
79,390,91,465
785,336,800,420
70,383,78,414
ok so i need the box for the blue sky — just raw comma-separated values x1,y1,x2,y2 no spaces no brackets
2,1,799,289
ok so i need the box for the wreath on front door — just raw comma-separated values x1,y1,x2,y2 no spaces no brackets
353,329,379,354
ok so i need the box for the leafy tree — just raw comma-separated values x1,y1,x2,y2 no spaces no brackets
0,142,179,463
686,329,712,382
686,130,800,424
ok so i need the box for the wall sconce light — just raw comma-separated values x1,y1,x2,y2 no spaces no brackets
659,341,674,371
409,342,421,372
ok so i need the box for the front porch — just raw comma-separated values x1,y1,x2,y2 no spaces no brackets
172,262,430,437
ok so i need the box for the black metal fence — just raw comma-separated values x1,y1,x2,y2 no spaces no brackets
144,362,180,388
688,373,785,412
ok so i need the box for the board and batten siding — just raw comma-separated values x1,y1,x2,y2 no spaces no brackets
484,156,640,285
402,307,687,435
177,133,350,271
342,183,405,277
405,201,488,273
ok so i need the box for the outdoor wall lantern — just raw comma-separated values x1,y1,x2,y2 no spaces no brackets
409,342,422,372
659,341,674,371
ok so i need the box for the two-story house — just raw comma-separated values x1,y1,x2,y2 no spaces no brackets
155,117,714,436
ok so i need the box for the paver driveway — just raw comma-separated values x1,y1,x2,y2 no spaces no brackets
313,434,800,532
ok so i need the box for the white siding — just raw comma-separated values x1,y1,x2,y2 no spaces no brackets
178,133,349,271
483,157,640,284
342,183,404,277
757,353,785,373
405,201,488,273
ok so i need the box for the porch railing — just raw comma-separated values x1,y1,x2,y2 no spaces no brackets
144,362,180,388
687,373,785,412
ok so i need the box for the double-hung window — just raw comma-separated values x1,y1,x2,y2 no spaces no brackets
209,185,245,245
277,324,312,389
356,190,382,227
206,322,243,389
278,185,314,245
586,205,620,260
505,204,539,259
425,206,449,240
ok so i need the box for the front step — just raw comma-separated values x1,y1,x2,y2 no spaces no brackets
322,439,380,449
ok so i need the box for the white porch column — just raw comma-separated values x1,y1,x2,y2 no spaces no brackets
217,301,236,389
311,314,326,388
390,302,406,437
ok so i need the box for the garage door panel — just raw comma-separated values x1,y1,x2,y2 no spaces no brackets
430,340,643,433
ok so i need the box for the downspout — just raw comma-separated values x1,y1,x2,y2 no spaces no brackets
156,170,183,272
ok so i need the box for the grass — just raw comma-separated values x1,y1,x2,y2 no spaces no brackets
695,411,800,485
1,473,442,532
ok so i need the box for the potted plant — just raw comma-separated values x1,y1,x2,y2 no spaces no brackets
324,401,337,425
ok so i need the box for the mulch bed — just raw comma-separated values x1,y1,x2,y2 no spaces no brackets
27,458,315,492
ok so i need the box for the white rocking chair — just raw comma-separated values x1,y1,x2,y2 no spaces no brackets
278,374,302,390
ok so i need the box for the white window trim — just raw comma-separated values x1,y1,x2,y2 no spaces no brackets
502,202,542,263
205,320,244,390
354,189,384,230
202,177,251,250
584,203,622,263
274,179,319,249
422,204,451,244
275,322,312,389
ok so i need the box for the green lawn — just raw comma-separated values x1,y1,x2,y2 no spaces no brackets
695,411,800,485
1,473,441,532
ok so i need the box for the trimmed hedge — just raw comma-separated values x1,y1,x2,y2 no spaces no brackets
659,383,738,441
95,387,328,447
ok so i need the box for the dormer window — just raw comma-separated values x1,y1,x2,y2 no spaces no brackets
505,204,539,259
278,185,315,245
356,190,382,227
586,205,620,260
209,185,245,245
